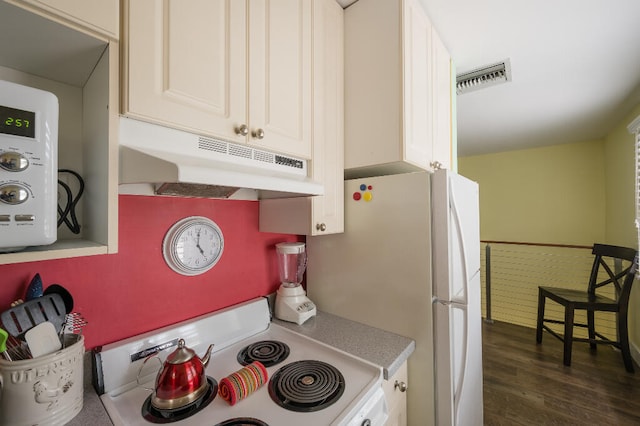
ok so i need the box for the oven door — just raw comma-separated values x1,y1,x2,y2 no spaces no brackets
345,387,388,426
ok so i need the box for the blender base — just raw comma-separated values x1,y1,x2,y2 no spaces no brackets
274,285,316,325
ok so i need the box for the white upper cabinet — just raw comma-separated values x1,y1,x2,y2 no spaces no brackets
308,0,344,235
343,0,452,178
122,0,312,159
249,1,312,158
7,0,119,39
431,29,452,171
260,0,344,236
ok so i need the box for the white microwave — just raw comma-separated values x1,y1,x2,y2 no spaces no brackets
0,80,58,252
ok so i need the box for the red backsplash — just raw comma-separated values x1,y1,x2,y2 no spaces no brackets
0,195,301,349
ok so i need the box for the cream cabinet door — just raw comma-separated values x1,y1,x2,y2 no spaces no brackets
431,28,452,170
403,0,433,170
344,0,452,178
123,0,247,144
9,0,119,38
310,0,343,234
123,0,311,159
249,0,312,159
383,362,408,426
259,0,343,235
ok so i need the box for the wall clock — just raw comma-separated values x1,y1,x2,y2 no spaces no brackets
162,216,224,276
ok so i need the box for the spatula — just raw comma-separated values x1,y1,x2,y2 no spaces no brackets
25,321,61,357
0,293,66,338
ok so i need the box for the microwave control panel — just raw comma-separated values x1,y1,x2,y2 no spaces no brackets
0,80,58,252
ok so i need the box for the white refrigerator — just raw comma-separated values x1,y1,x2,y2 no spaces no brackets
306,170,483,426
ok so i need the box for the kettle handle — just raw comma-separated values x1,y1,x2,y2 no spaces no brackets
136,353,163,392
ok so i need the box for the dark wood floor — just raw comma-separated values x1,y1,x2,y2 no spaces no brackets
482,320,640,425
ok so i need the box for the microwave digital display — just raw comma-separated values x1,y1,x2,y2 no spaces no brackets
0,105,36,138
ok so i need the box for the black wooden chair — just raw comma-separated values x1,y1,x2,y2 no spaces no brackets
536,243,638,372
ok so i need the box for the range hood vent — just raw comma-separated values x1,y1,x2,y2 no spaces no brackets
119,117,324,199
456,59,512,95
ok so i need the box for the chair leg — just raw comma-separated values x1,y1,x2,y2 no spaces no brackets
618,312,635,373
587,310,596,351
563,306,575,366
536,289,545,343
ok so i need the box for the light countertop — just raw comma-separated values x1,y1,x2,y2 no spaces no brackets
273,311,415,379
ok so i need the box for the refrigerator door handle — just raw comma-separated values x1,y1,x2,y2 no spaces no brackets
432,296,467,309
449,178,469,305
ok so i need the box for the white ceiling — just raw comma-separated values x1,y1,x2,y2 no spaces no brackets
338,0,640,156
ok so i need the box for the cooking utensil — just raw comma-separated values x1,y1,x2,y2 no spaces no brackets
64,312,87,333
44,283,74,313
25,321,61,358
144,339,214,410
0,293,66,338
5,335,31,360
25,273,43,301
60,312,87,348
0,327,11,361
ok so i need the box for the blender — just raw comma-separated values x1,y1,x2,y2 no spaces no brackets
274,242,316,324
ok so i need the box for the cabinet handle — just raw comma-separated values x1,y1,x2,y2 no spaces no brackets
316,223,327,232
235,124,249,136
430,161,442,170
252,128,265,139
394,380,407,392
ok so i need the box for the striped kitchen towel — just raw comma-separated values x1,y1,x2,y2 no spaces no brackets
218,361,268,405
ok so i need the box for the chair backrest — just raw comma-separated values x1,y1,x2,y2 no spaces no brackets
587,244,638,305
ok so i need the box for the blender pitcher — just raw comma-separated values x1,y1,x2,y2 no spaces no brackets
274,242,316,324
277,242,307,287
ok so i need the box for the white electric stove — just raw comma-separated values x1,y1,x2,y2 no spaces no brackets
92,298,387,426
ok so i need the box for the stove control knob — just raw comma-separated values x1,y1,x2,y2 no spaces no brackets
361,420,372,426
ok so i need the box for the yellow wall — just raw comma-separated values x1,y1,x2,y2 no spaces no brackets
459,140,606,246
459,103,640,364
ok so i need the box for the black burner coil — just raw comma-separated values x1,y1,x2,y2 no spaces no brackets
141,377,218,424
237,340,290,367
268,360,345,412
215,418,268,426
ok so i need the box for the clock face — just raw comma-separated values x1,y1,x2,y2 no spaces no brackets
162,216,224,276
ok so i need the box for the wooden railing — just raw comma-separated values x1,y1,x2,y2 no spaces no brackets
480,241,618,339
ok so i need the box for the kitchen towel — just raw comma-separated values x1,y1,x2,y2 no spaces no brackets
218,361,268,405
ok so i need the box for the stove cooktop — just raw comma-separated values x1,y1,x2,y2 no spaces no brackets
95,298,386,426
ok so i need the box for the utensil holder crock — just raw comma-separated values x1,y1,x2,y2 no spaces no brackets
0,334,84,426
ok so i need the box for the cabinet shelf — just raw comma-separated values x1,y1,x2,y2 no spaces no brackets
0,1,118,265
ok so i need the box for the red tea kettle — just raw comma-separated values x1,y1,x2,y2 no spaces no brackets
150,339,214,410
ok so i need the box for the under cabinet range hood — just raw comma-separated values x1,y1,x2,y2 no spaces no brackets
118,117,324,199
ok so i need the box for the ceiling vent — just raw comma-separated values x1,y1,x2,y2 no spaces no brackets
456,59,512,95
